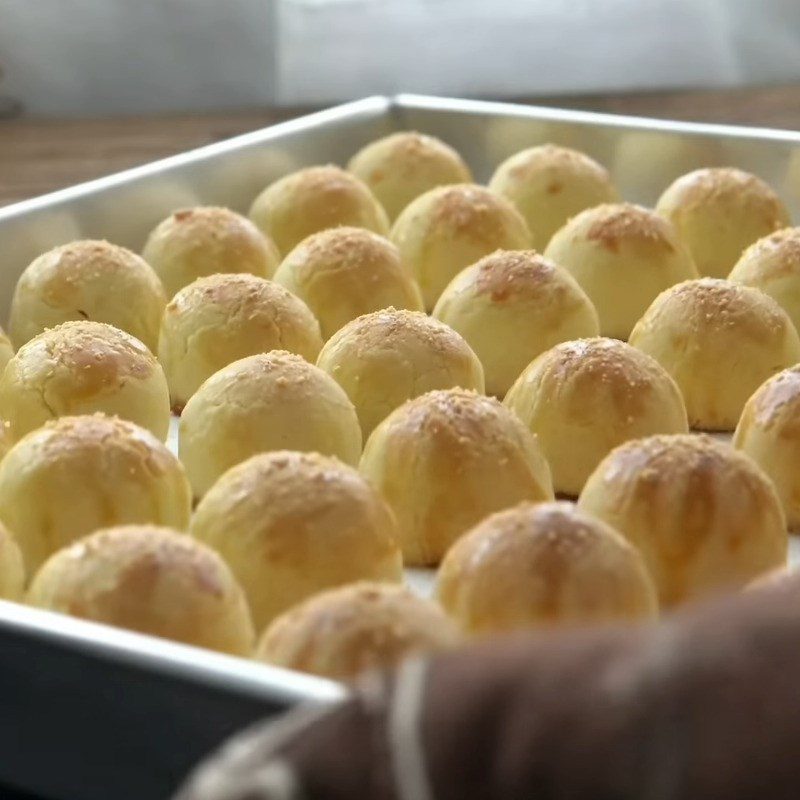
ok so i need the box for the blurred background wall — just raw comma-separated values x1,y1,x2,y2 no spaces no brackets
2,0,800,116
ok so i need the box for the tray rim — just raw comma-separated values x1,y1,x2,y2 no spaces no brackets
0,597,344,703
2,92,800,712
0,95,393,220
395,92,800,143
4,92,800,221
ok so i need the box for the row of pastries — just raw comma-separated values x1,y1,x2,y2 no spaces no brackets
0,130,798,682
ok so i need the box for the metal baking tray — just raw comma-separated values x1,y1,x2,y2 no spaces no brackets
2,94,800,800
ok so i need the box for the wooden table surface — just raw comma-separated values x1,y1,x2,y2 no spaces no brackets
2,84,800,208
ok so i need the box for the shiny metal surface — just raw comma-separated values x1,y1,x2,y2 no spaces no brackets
3,95,800,324
1,94,800,798
0,96,395,322
393,93,800,208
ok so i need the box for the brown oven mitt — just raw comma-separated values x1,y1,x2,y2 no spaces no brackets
174,577,800,800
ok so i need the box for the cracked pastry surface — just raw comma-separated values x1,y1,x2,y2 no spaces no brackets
316,308,484,438
27,524,254,655
273,227,423,340
248,166,389,256
390,184,532,310
348,131,472,221
489,144,618,251
437,501,657,635
256,581,459,680
504,337,688,496
734,364,800,529
10,239,166,351
0,414,191,573
728,227,800,333
143,206,280,298
158,273,322,410
655,167,790,278
179,351,362,499
629,278,800,430
578,433,787,608
359,388,553,566
191,450,403,631
0,320,170,441
543,203,698,339
433,250,599,396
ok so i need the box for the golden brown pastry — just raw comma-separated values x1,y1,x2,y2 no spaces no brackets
27,525,254,655
316,308,484,438
543,203,698,339
190,450,403,631
390,184,531,309
734,365,800,529
248,166,389,255
157,273,323,411
142,206,280,298
0,421,12,461
432,250,599,396
9,240,166,351
0,414,191,573
272,227,423,340
728,227,800,333
0,521,24,600
489,144,618,250
504,338,688,497
437,501,657,635
0,328,13,375
578,433,787,608
179,351,362,499
629,278,800,430
256,582,459,680
348,131,472,221
359,388,553,566
655,167,790,278
0,320,171,441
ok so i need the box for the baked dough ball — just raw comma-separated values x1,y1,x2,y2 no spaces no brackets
248,166,389,255
256,582,459,680
180,351,362,499
578,434,787,608
0,421,12,461
488,144,618,250
728,227,800,333
437,501,657,635
158,274,322,411
543,203,698,339
733,365,800,529
348,131,472,221
0,521,24,600
504,338,688,497
0,330,12,376
191,451,403,631
432,250,599,396
142,206,280,298
629,279,800,430
27,525,254,655
359,389,553,566
655,167,790,278
9,240,166,351
0,321,170,441
390,184,532,309
272,227,423,340
0,414,191,573
316,308,484,438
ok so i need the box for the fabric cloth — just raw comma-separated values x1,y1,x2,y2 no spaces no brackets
175,578,800,800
